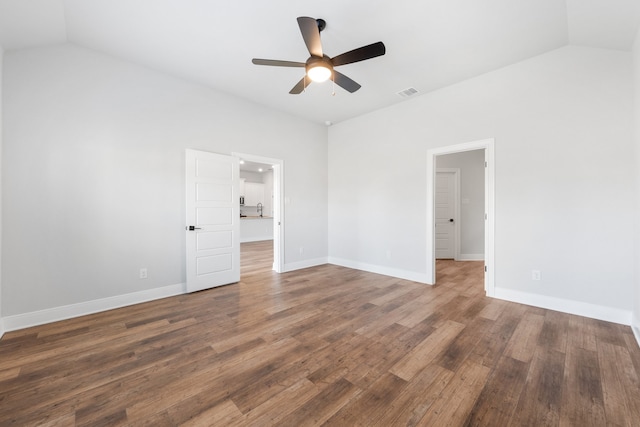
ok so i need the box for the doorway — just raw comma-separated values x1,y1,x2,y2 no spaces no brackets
233,152,284,273
427,139,495,296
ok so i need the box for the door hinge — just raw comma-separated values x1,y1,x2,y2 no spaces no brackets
485,213,487,220
484,266,487,272
485,161,487,167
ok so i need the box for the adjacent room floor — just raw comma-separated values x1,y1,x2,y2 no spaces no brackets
1,241,639,425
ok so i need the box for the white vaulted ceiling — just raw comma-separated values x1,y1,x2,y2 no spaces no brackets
0,0,639,124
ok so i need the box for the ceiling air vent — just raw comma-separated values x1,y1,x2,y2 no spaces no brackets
396,87,419,98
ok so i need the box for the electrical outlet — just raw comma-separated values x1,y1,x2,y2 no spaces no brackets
299,247,304,255
139,268,148,279
531,270,541,281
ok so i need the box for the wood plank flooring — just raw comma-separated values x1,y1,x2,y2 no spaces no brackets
1,240,639,426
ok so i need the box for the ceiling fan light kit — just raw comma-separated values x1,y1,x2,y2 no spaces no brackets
306,56,333,82
252,16,385,94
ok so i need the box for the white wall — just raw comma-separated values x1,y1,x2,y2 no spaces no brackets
0,45,4,338
2,44,328,323
329,46,635,323
436,150,485,259
633,29,640,341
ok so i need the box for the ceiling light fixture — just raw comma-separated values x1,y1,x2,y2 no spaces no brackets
306,57,333,83
307,64,331,82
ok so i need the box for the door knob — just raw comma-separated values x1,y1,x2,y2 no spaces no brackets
449,219,454,222
186,225,202,231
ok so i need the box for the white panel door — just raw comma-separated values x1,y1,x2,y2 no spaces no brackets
185,149,240,292
435,170,458,259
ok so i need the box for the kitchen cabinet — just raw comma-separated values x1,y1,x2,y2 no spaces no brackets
240,217,273,242
244,182,264,206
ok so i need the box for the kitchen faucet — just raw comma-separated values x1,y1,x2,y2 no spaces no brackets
257,203,263,217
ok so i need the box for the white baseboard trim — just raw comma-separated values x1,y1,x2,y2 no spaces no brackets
3,283,186,333
494,287,632,326
0,318,5,340
632,313,640,349
328,257,430,284
457,254,485,261
283,257,328,273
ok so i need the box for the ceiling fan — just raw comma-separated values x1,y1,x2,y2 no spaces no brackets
252,16,386,94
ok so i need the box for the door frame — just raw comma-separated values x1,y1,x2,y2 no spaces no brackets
435,168,460,260
426,138,495,296
232,152,284,273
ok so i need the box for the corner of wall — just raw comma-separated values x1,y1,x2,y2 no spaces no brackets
633,26,640,348
0,44,4,340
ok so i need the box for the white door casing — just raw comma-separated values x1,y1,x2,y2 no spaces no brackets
185,149,240,292
435,169,459,259
271,162,283,272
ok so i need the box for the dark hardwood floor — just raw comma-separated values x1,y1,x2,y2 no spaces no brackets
1,240,639,426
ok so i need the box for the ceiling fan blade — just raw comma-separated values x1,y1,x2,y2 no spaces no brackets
331,41,386,67
333,71,361,93
297,16,323,57
289,75,311,94
252,58,305,67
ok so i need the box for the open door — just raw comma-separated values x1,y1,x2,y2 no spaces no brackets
185,149,240,292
